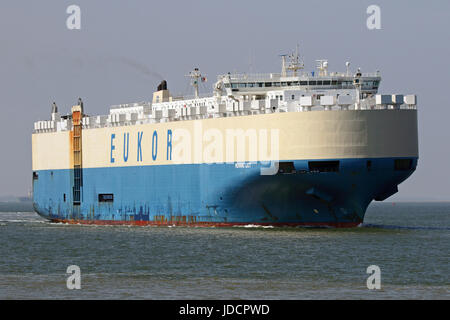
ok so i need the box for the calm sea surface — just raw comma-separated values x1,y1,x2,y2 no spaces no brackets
0,202,448,299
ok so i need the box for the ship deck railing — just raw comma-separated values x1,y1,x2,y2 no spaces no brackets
33,100,417,134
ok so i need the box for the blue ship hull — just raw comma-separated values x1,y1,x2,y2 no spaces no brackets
32,157,417,227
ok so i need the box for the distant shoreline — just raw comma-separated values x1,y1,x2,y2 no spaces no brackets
0,201,34,212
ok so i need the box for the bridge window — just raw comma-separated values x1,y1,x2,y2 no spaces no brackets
231,83,238,89
300,81,307,85
372,80,380,89
308,80,317,86
342,81,352,88
264,82,272,87
238,83,246,88
323,80,331,85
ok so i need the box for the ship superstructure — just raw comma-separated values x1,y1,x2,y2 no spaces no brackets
32,48,418,227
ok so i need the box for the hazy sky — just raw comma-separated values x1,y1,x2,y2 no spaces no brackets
0,0,449,200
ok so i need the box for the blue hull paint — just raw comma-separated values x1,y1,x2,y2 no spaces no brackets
32,157,417,226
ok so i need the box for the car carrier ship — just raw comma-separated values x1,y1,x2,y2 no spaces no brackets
32,48,418,227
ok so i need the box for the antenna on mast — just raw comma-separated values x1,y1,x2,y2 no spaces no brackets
186,68,206,99
287,44,304,76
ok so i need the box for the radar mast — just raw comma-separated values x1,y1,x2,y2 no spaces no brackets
187,68,206,99
286,44,304,76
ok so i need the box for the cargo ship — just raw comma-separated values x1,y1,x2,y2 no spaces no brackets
32,48,418,227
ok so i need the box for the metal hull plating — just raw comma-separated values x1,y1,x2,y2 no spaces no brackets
32,157,417,227
32,109,418,227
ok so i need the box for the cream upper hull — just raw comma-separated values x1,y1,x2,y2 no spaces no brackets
32,110,418,171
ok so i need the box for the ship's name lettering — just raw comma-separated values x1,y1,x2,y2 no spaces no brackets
110,129,171,163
